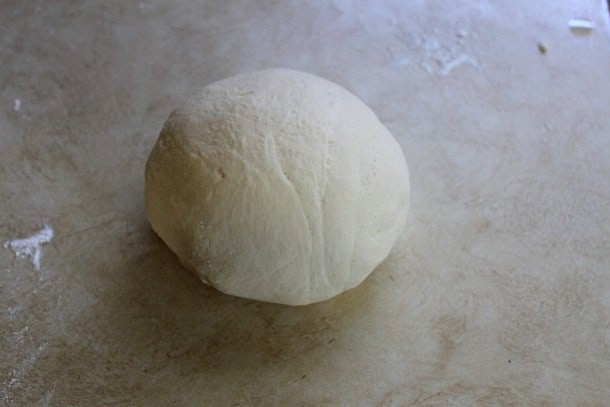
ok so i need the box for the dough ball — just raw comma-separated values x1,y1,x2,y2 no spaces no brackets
145,69,409,305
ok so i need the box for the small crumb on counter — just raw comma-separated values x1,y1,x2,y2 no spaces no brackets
537,42,547,54
568,18,595,32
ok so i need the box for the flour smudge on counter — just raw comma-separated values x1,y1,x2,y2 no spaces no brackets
4,224,54,270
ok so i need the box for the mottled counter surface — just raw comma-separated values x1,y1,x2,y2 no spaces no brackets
1,1,609,405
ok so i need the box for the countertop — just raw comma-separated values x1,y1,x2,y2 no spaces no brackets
1,1,609,405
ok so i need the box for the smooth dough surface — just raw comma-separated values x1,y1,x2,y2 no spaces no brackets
145,69,409,305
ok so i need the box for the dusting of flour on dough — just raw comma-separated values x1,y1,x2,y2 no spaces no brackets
4,224,54,270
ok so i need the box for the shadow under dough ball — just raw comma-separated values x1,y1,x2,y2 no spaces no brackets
145,69,410,305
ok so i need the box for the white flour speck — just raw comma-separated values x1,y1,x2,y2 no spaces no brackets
12,326,28,343
7,305,20,320
389,55,410,67
13,99,21,111
456,29,469,38
409,33,479,76
439,54,479,76
4,224,54,270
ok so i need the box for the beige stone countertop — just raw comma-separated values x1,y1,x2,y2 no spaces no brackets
1,1,609,405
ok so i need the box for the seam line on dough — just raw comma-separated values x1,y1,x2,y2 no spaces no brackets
270,126,313,300
319,130,332,292
347,144,362,290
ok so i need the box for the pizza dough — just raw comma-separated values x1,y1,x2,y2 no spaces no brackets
145,69,409,305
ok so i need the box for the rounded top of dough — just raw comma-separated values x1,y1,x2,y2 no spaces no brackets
145,69,409,305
